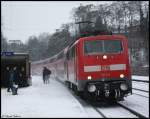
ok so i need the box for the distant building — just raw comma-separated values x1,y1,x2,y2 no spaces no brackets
8,40,22,45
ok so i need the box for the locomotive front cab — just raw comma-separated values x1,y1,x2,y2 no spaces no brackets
77,35,132,101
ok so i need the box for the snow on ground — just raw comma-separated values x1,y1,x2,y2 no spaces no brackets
132,75,149,81
120,94,149,118
1,75,88,118
133,90,149,98
132,81,149,91
1,75,149,118
132,75,149,97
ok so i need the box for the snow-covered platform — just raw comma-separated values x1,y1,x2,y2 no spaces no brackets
1,75,87,118
1,75,149,118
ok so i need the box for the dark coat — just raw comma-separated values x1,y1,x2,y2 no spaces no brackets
8,70,18,86
43,68,51,78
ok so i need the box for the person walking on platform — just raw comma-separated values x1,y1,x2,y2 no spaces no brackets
43,67,51,84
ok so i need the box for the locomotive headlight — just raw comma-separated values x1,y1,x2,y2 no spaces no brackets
120,83,128,91
88,84,96,92
87,76,92,80
103,55,107,59
120,74,124,78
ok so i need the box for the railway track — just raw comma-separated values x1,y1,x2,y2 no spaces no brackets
78,98,148,118
132,79,149,98
117,103,148,118
132,88,149,98
133,92,149,98
132,79,149,83
90,101,148,118
87,99,148,118
132,88,149,93
88,103,107,118
56,77,148,118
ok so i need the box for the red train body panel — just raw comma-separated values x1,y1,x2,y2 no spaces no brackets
77,35,130,79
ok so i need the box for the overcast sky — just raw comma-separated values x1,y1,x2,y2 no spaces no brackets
2,1,111,43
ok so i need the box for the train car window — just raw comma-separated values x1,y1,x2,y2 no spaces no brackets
104,40,122,53
84,40,123,55
84,40,103,55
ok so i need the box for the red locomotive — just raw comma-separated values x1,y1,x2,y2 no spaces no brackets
32,33,132,101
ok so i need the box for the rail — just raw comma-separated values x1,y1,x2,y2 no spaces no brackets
117,103,148,118
56,76,147,118
132,79,149,83
133,93,149,98
132,88,149,93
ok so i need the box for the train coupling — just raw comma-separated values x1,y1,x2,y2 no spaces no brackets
105,90,110,97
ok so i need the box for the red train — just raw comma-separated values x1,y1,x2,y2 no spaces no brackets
32,34,132,101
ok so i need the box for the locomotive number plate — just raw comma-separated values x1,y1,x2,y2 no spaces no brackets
101,65,110,71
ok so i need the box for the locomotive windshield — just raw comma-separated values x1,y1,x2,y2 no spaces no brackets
84,40,122,55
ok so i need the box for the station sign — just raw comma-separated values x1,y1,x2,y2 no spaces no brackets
1,52,14,56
